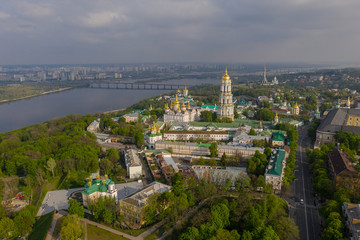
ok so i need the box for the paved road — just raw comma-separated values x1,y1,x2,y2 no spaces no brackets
291,124,322,240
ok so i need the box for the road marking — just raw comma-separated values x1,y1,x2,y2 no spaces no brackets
300,137,310,240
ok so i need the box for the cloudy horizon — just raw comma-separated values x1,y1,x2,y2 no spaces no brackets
1,0,360,65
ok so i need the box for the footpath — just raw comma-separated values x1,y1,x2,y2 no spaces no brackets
46,210,166,240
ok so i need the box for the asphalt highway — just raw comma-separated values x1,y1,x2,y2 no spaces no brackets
290,123,322,240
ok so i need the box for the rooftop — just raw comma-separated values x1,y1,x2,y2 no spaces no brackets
121,182,171,208
125,149,142,167
328,149,357,176
272,131,285,142
266,149,286,176
82,178,115,196
343,202,360,237
190,119,272,129
201,105,218,110
317,108,360,135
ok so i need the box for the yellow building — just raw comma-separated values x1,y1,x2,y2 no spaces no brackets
119,182,171,227
293,102,300,115
123,113,139,123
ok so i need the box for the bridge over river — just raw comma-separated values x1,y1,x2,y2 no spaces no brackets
90,82,187,90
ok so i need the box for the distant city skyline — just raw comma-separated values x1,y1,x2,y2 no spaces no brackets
2,0,360,65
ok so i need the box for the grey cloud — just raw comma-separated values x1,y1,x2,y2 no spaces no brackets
1,0,360,64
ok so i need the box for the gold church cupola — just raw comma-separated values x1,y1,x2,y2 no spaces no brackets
222,68,230,81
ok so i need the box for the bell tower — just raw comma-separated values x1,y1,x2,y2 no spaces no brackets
218,68,234,121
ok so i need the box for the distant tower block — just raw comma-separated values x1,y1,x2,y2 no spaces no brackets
263,66,268,84
218,68,234,121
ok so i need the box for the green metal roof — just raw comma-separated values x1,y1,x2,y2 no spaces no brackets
190,119,272,129
196,143,211,147
82,178,114,196
148,133,162,137
267,149,285,176
272,131,285,142
201,105,218,110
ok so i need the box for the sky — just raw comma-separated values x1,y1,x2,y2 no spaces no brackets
1,0,360,65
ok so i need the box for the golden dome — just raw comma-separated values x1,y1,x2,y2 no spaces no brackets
165,103,169,110
222,68,230,81
184,85,188,91
170,101,174,108
149,105,153,111
187,102,191,109
275,113,278,119
347,96,351,103
174,95,180,105
294,102,299,109
181,101,186,109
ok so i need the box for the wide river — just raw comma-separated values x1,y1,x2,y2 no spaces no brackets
0,78,218,132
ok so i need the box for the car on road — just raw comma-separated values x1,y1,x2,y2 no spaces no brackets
300,199,304,205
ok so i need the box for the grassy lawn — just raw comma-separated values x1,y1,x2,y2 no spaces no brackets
34,176,61,211
87,224,129,240
112,224,151,237
28,211,55,240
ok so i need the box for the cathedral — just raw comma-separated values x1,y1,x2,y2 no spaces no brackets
163,95,200,123
218,68,234,120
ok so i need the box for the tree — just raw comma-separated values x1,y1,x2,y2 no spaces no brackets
68,199,84,218
200,111,214,122
208,158,218,166
234,109,239,119
0,217,17,239
134,131,145,148
172,173,185,196
220,153,227,166
45,158,56,176
60,215,85,240
249,128,256,136
242,230,253,240
211,203,230,229
107,148,120,164
179,226,200,240
264,147,272,159
14,209,36,236
100,158,114,175
209,143,218,158
270,216,299,240
255,108,274,121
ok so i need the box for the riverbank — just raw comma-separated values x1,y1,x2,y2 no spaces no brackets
0,87,74,104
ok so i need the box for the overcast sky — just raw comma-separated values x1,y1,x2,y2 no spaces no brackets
1,0,360,65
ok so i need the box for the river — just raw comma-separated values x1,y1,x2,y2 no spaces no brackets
0,78,218,132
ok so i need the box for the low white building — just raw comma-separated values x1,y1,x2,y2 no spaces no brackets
163,130,230,141
230,134,270,146
124,149,143,179
145,122,163,148
87,120,100,132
